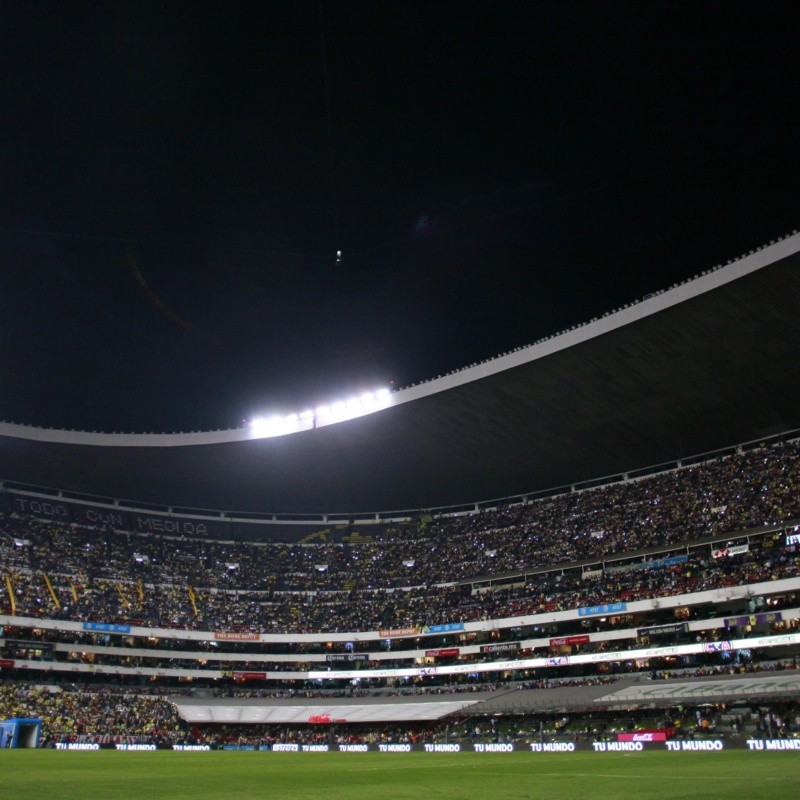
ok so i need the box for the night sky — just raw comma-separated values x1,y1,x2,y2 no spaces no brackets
2,1,799,433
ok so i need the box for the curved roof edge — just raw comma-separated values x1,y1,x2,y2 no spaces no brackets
1,229,799,448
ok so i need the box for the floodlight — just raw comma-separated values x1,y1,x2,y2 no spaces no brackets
249,417,270,437
250,415,286,438
253,385,391,436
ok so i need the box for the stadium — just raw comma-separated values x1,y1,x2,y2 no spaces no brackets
2,232,800,774
4,4,800,797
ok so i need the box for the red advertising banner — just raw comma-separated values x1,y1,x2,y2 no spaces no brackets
617,730,673,742
232,671,267,681
0,659,14,669
425,648,460,657
549,635,590,647
214,632,260,641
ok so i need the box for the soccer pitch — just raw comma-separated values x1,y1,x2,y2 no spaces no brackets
3,751,798,800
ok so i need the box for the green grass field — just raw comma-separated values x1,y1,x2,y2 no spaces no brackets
1,751,798,800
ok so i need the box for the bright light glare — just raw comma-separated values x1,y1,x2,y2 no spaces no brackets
250,386,392,439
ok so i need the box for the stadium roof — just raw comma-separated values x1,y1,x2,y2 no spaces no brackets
2,233,800,516
172,672,800,722
174,696,478,725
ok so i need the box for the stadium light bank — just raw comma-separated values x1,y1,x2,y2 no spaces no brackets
249,387,393,439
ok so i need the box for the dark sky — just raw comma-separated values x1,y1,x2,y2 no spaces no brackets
2,1,799,433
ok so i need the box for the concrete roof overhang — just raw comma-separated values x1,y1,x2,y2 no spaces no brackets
2,234,800,516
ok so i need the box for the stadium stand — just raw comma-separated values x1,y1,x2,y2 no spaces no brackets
1,435,800,747
1,237,799,749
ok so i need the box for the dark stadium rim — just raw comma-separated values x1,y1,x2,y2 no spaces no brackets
1,427,798,527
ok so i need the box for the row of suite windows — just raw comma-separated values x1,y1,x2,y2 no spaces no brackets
3,591,798,683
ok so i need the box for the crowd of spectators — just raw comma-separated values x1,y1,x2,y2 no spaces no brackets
1,439,798,745
1,528,795,635
0,684,185,746
2,681,798,747
650,658,799,681
0,438,798,637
